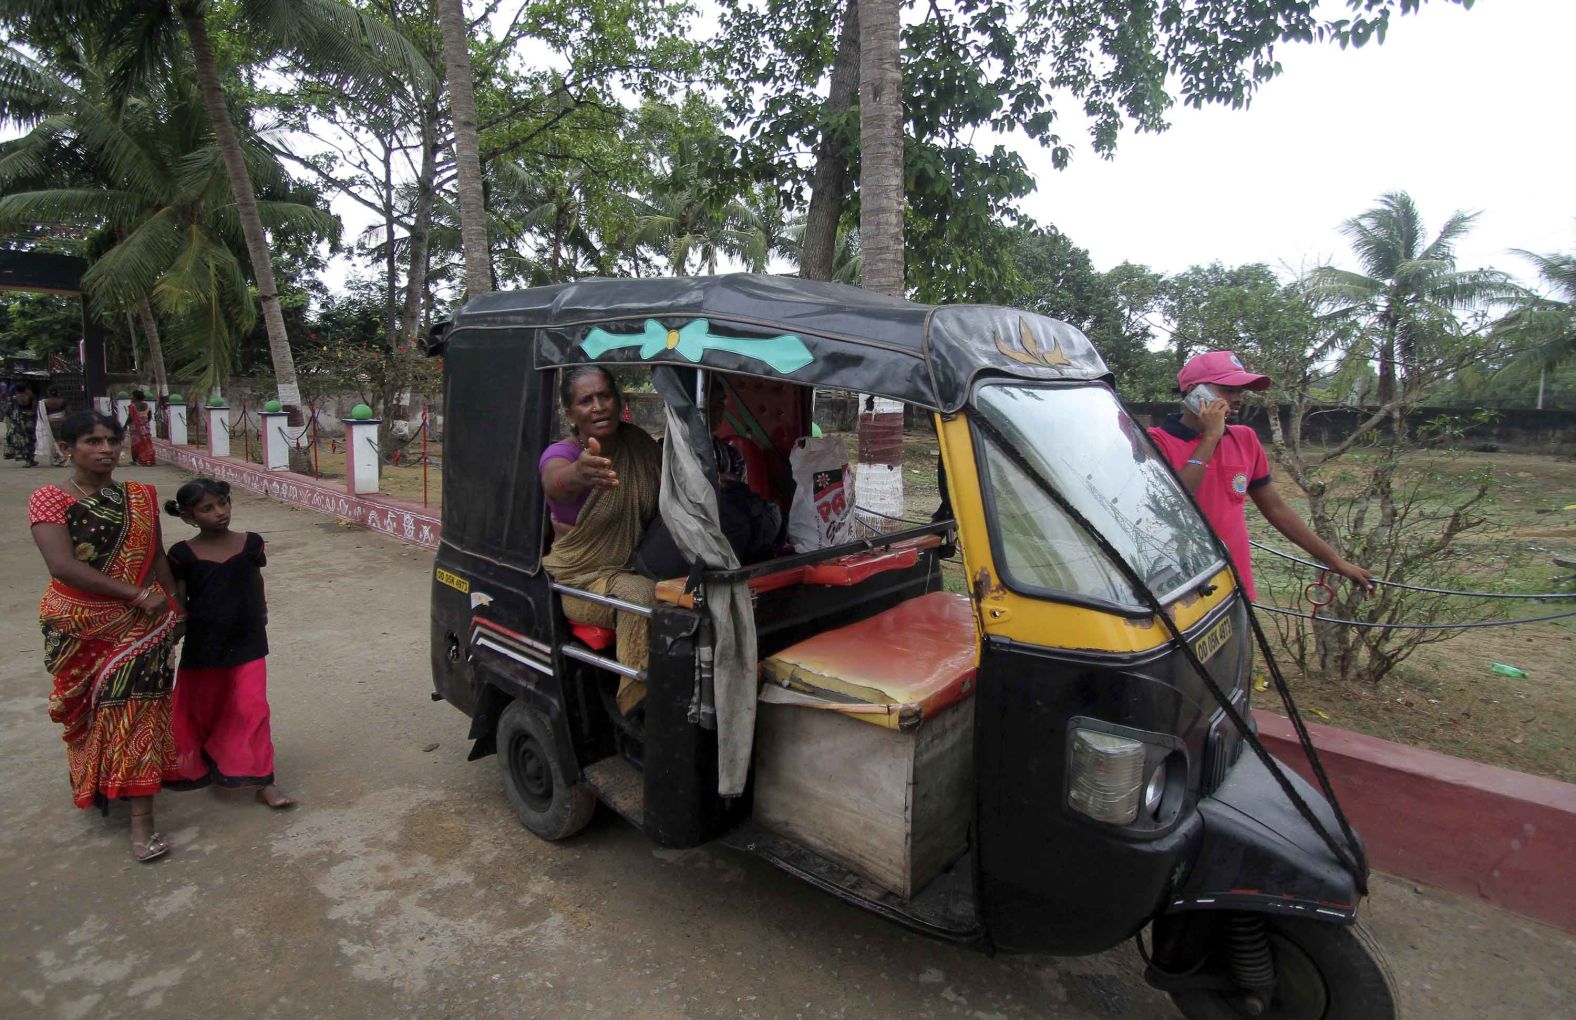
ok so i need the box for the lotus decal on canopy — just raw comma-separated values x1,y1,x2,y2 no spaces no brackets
994,317,1072,369
579,318,814,374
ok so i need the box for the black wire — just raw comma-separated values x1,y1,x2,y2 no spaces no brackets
970,414,1369,893
1254,604,1576,630
1250,541,1576,600
855,503,929,525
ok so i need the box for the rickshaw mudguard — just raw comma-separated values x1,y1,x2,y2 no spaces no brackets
1168,750,1361,923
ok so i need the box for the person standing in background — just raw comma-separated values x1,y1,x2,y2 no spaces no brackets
1148,351,1375,601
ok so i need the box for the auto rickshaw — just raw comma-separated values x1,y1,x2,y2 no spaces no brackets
426,274,1396,1018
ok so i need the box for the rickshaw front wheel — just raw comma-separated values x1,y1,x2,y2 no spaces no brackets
497,700,597,841
1170,916,1397,1020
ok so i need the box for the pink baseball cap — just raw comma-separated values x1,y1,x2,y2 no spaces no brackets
1177,350,1271,392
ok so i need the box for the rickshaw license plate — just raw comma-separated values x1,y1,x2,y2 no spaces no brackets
1192,615,1233,662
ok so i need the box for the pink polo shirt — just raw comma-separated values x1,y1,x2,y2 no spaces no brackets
1148,413,1272,600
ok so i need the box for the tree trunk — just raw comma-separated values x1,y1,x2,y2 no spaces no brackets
801,0,860,282
399,101,439,345
437,0,492,299
135,297,169,399
855,0,905,521
179,6,302,408
382,131,399,349
857,0,903,297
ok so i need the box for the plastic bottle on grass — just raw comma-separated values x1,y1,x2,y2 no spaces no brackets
1490,663,1529,678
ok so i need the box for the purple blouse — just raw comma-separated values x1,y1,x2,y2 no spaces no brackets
540,440,589,525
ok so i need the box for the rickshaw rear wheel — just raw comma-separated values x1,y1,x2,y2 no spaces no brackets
1170,916,1396,1020
496,700,596,841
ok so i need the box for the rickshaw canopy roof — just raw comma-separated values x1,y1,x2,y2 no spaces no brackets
449,273,1111,412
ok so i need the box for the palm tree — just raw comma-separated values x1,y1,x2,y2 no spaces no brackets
634,139,753,276
732,183,798,273
0,49,335,396
855,0,905,522
857,0,902,298
1,0,430,409
436,0,491,298
1500,246,1576,408
1307,191,1517,405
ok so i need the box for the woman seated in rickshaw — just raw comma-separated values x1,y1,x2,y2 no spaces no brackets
540,365,662,713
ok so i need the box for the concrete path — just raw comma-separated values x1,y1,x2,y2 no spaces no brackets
2,464,1572,1018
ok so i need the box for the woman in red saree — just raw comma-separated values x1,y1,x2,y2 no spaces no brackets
28,410,183,861
126,390,156,466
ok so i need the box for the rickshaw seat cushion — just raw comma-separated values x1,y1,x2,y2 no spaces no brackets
569,622,616,650
760,592,976,730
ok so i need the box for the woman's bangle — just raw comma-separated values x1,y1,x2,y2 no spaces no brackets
1186,457,1208,467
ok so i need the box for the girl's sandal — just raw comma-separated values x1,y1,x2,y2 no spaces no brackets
132,832,168,862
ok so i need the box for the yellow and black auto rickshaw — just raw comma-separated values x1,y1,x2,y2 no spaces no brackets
427,274,1395,1018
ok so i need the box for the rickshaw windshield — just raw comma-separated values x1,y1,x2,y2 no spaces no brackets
973,382,1224,610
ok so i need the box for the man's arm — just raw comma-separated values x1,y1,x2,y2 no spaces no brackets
1250,482,1375,594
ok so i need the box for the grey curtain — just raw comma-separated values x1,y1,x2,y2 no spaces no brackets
652,367,759,797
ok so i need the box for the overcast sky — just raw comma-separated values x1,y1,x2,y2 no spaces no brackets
1014,0,1575,286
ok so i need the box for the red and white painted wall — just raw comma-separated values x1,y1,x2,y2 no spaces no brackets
153,440,440,549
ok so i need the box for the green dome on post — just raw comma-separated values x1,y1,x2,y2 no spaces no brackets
349,403,374,420
263,399,283,412
167,393,184,404
208,396,227,408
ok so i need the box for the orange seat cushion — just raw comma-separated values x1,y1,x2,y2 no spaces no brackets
760,592,977,729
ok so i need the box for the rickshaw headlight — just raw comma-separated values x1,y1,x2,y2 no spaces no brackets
1143,761,1167,817
1067,728,1146,825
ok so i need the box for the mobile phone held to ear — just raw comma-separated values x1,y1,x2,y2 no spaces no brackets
1183,383,1220,416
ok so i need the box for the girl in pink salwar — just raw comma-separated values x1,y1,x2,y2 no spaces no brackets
164,479,293,808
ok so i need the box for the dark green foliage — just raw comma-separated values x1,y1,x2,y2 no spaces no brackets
0,292,83,358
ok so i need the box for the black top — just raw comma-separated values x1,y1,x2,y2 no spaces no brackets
448,273,1113,413
170,532,269,669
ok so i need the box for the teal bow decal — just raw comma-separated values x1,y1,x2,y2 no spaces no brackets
579,318,813,374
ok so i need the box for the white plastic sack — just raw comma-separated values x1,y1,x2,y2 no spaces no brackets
787,435,856,551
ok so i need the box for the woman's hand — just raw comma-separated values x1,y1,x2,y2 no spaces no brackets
128,587,164,617
573,437,619,490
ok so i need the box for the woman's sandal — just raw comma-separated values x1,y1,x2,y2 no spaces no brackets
131,831,168,862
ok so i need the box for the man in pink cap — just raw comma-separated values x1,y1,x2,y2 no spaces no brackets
1148,351,1374,601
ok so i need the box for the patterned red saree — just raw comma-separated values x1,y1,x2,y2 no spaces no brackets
36,481,179,810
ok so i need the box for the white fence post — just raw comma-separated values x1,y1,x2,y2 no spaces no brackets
343,407,380,495
207,402,230,459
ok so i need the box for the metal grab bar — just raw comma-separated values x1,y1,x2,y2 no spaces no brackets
550,582,654,618
560,644,644,681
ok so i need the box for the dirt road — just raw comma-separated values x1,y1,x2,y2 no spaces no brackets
2,464,1571,1018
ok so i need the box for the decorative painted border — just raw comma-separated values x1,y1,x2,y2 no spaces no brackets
1256,711,1576,934
152,440,441,549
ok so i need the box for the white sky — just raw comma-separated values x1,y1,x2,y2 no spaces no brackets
1015,0,1576,287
